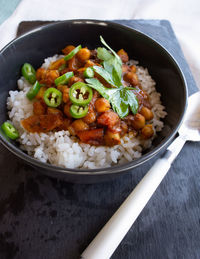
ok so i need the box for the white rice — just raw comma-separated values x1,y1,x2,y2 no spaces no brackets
7,55,167,169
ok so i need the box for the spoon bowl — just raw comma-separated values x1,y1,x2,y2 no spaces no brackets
179,91,200,141
81,91,200,259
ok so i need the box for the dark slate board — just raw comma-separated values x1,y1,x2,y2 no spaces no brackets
0,20,200,259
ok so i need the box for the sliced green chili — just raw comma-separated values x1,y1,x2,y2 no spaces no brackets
69,82,93,106
1,122,19,140
44,88,62,107
55,72,74,86
26,81,41,100
64,45,82,61
84,67,94,78
70,104,89,118
58,63,66,72
21,63,36,84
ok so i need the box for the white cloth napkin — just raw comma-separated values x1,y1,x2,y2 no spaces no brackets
0,0,199,89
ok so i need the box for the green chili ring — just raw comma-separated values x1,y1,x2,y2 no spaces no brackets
26,81,41,100
55,71,74,86
69,82,93,106
64,45,82,61
70,104,89,119
44,88,62,108
21,63,36,84
1,122,19,140
84,67,94,78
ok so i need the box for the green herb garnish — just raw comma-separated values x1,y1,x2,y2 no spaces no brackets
86,36,138,118
99,36,122,65
86,78,138,118
97,46,113,61
93,66,116,88
97,36,122,87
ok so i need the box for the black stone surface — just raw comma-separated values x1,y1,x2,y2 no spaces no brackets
0,20,199,259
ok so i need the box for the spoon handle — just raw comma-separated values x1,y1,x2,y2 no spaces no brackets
81,136,186,259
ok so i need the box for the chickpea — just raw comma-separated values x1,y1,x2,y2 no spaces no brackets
68,76,83,87
140,106,154,121
120,121,128,137
122,64,130,73
95,98,111,113
104,130,121,146
117,49,129,63
42,70,59,86
131,73,139,86
63,102,72,118
83,105,96,124
71,119,89,133
132,113,145,130
46,70,59,80
36,68,46,81
130,65,137,73
62,45,75,55
68,125,76,136
141,124,154,139
123,72,139,86
62,87,70,103
76,48,91,62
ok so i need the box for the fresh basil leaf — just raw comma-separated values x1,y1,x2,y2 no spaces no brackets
100,36,122,65
93,66,116,87
112,65,122,87
97,47,113,61
103,60,113,76
125,89,139,114
98,36,123,88
114,61,122,79
86,78,117,99
110,88,138,118
104,55,122,87
86,77,139,118
86,78,109,99
103,58,122,87
110,89,129,118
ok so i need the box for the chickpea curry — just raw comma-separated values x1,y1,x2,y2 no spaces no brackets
21,36,154,146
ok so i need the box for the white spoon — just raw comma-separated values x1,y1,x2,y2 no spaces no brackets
81,91,200,259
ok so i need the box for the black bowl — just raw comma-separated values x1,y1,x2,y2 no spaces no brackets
0,20,187,183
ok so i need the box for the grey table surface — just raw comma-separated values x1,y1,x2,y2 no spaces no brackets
0,20,200,259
